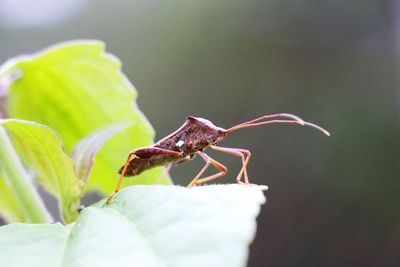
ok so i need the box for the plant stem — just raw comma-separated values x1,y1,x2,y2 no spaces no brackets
0,126,51,223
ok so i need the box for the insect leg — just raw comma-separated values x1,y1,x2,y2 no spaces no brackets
106,151,137,204
187,152,227,187
210,145,251,184
187,155,211,187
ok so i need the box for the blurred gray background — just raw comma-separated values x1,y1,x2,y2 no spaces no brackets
1,0,399,266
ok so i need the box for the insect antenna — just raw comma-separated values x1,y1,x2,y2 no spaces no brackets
227,113,330,136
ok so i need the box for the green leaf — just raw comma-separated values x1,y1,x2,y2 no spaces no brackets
0,171,26,222
72,123,130,184
0,119,81,223
0,124,51,223
0,185,266,267
1,40,170,195
0,223,70,267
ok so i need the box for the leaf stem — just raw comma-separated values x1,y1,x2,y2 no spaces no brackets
0,126,52,223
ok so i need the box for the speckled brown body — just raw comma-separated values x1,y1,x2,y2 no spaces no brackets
120,116,227,176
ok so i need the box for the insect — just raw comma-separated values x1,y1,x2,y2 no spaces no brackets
106,113,330,204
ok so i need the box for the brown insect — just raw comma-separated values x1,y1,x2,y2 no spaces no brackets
106,113,330,204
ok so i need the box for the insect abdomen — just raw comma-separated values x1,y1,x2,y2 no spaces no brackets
119,156,182,177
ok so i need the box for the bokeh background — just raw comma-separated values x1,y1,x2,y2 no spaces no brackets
1,0,399,266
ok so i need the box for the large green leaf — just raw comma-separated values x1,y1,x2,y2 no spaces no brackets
0,40,170,195
0,223,69,267
0,119,81,223
0,185,266,267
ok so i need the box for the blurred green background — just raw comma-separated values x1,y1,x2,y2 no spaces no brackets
0,0,399,266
